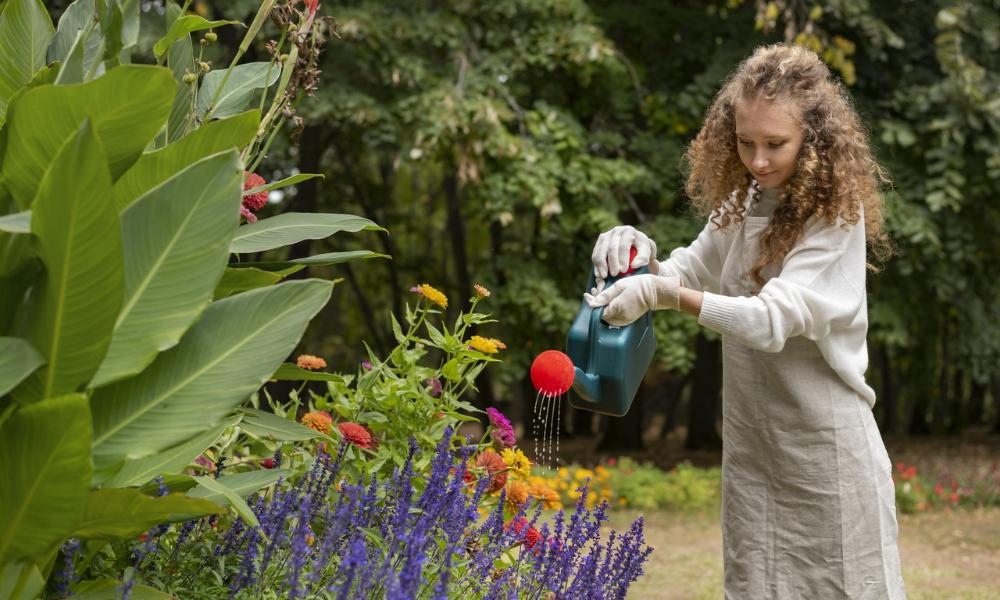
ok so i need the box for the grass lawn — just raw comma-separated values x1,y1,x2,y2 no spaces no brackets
610,507,1000,599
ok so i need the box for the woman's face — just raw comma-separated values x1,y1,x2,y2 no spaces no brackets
734,97,804,190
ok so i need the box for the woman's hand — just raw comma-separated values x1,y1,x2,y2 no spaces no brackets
583,274,681,326
591,226,659,282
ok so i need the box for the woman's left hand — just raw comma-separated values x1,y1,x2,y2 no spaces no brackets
583,274,682,326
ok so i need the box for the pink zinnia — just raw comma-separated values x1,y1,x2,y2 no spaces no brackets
486,407,516,448
241,172,267,222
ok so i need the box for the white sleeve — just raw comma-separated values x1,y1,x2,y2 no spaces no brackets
696,217,864,353
655,219,725,293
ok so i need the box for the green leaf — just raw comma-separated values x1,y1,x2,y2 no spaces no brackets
54,29,88,85
197,62,281,120
0,337,44,397
230,212,385,254
188,469,289,504
213,266,282,300
270,363,343,382
236,250,390,270
112,110,259,211
74,578,175,599
73,489,222,540
164,1,194,143
239,407,332,442
243,172,324,195
0,394,92,564
153,15,241,59
0,562,45,600
2,65,175,210
106,416,241,488
13,120,123,403
90,150,242,388
0,210,30,234
90,280,332,468
441,358,460,383
0,0,54,124
188,477,259,528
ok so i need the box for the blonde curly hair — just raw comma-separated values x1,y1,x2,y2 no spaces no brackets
683,44,891,287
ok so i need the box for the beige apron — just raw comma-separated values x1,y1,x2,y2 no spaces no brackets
719,212,906,599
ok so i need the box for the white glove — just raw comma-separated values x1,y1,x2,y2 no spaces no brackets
591,226,660,284
583,274,681,327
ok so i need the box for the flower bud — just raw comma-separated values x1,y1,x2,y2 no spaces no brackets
182,72,197,84
199,61,210,73
199,38,208,46
205,31,218,42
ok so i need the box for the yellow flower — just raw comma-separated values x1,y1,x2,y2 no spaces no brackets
474,283,491,297
501,448,532,478
468,335,499,354
489,338,507,350
575,468,594,481
415,283,448,309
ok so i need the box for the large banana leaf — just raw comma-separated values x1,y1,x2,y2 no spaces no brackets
234,250,389,270
0,394,92,565
240,407,332,441
197,62,280,120
0,0,54,125
0,337,44,397
163,0,194,144
229,213,385,254
188,477,259,527
14,120,123,403
73,579,174,599
90,150,242,388
2,64,175,210
73,489,222,540
0,563,45,600
188,469,290,505
213,266,282,299
111,110,259,212
153,15,241,59
105,415,241,488
90,279,333,468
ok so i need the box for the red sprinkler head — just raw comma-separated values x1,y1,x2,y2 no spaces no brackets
530,350,575,396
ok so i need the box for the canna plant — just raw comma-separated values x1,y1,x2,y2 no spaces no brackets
0,0,383,596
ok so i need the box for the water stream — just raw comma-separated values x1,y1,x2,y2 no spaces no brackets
532,390,562,469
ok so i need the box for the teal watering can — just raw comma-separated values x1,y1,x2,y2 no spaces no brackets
565,258,656,417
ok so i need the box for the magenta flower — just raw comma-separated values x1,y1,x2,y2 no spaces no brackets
361,360,372,371
486,407,516,448
425,377,442,397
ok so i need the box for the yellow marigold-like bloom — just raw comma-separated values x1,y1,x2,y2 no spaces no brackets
296,354,327,370
528,482,562,510
489,338,507,350
501,448,532,479
416,283,448,309
575,468,595,481
468,335,499,354
505,480,530,511
474,283,491,297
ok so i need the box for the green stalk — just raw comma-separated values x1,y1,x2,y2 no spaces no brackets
203,0,276,122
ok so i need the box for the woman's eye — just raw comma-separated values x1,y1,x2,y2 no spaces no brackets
769,142,785,148
738,140,752,146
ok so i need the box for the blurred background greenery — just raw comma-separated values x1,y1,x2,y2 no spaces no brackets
50,0,998,452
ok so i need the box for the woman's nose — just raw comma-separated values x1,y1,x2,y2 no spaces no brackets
752,155,769,170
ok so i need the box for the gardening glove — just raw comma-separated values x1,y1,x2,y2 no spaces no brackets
590,226,660,294
583,274,681,327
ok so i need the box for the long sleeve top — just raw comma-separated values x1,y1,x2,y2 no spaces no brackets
657,191,877,407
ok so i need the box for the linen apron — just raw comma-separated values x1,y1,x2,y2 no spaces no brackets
719,211,906,599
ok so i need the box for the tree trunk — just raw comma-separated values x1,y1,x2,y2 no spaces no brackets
967,379,986,427
992,376,1000,435
597,395,645,451
876,344,898,433
659,373,689,439
685,333,722,450
443,173,496,409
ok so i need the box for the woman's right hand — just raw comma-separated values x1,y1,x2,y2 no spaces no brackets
591,225,659,282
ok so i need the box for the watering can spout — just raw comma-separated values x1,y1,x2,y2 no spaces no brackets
572,367,601,405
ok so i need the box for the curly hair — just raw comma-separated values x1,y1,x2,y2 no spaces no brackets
683,44,891,288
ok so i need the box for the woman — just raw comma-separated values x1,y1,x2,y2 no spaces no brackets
587,44,906,599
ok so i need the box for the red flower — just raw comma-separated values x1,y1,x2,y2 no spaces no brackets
506,517,542,549
475,450,508,493
303,0,320,16
241,171,267,222
338,421,373,449
260,458,276,469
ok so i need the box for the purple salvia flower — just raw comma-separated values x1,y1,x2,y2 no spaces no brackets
55,538,80,596
333,535,368,599
285,494,313,599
